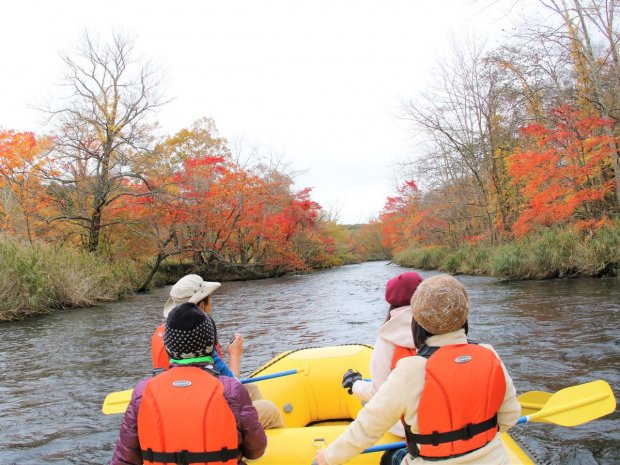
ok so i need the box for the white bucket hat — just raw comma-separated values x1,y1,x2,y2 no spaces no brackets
163,274,221,317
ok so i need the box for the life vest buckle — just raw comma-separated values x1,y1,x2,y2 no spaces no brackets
173,449,190,465
431,431,441,446
462,423,474,440
143,448,154,462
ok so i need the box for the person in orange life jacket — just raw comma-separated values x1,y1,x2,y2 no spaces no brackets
153,274,242,378
111,303,267,465
317,274,521,465
153,274,285,429
341,271,423,439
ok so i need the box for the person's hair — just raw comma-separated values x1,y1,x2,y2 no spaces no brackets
412,319,433,349
412,319,469,349
385,304,399,322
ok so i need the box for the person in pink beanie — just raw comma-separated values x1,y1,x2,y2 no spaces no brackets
341,271,423,438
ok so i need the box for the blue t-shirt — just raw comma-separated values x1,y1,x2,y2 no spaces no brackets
212,349,236,378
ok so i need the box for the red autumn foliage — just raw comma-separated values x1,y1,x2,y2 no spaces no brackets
508,105,616,236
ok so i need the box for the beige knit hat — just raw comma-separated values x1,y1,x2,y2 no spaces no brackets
410,274,468,334
163,274,221,317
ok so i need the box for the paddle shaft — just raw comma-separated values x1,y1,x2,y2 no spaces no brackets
102,367,305,415
241,368,302,384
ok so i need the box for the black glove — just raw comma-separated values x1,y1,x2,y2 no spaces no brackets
342,369,362,394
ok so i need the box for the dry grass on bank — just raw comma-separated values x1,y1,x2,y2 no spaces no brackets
394,220,620,279
0,236,141,321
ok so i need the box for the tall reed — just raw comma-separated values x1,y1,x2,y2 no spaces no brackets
0,236,140,321
394,220,620,279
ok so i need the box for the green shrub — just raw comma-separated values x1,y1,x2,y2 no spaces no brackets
489,242,527,278
393,221,619,280
441,248,468,274
394,246,447,270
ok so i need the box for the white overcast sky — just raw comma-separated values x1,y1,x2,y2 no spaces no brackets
1,0,530,224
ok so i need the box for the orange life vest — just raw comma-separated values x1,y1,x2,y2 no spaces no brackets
390,345,417,370
404,344,506,459
152,324,223,371
138,366,239,464
151,323,168,371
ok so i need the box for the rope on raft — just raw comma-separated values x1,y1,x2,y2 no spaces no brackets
249,343,374,377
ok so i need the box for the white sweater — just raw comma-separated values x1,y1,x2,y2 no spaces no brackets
352,305,416,436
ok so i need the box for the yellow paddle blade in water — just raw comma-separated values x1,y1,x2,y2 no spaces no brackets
527,380,616,427
102,389,133,415
517,390,552,416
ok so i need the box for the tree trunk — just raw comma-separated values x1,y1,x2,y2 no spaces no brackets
138,252,166,292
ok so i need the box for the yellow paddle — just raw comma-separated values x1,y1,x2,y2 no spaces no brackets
102,389,135,415
517,390,552,416
102,367,307,415
517,380,616,426
363,380,616,454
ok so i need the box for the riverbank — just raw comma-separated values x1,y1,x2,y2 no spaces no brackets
394,220,620,279
3,220,618,321
0,237,142,321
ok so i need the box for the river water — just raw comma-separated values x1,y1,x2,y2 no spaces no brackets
0,261,618,465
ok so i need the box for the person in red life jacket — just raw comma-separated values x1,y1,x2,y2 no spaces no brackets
111,302,267,465
317,274,521,465
342,271,423,439
152,274,285,430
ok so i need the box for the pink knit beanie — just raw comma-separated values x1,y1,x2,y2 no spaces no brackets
385,272,423,307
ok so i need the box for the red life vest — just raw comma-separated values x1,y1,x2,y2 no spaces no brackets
404,344,506,459
390,345,417,370
152,324,223,371
137,366,239,464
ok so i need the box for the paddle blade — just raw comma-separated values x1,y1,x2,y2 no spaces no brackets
102,389,133,415
518,390,552,416
529,380,616,426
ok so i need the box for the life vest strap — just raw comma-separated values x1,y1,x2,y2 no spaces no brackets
141,446,239,464
406,414,497,446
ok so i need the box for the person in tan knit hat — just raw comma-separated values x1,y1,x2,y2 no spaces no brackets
316,274,520,465
410,273,469,347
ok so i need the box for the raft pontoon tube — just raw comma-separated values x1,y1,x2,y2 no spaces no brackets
247,344,535,465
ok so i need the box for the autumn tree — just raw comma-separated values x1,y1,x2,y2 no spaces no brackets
530,0,620,208
354,221,391,261
39,32,166,252
120,119,232,289
509,105,616,235
0,131,51,242
402,39,524,242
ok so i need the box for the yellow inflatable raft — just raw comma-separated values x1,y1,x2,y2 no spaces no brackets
247,344,535,465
